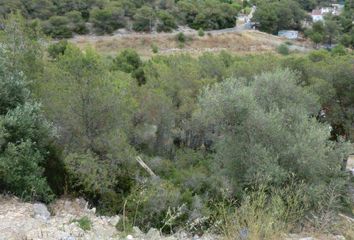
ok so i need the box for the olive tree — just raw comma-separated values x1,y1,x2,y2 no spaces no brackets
196,69,351,205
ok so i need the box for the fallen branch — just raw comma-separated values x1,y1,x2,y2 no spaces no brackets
136,156,157,177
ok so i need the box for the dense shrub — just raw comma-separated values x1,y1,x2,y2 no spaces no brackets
42,15,73,38
0,140,54,202
132,6,155,32
65,10,88,34
196,69,352,205
63,152,113,199
156,10,177,32
112,49,142,73
90,7,126,34
0,17,58,202
125,179,185,232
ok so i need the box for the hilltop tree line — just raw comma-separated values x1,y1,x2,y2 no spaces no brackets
0,0,240,38
0,15,353,236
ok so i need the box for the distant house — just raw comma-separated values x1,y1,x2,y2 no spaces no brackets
311,9,324,22
278,30,299,40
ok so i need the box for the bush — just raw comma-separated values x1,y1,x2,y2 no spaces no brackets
157,10,177,32
277,44,290,55
42,16,73,39
331,44,347,56
63,152,113,199
308,49,329,62
65,10,88,35
47,40,68,59
112,49,142,73
125,179,185,232
340,34,353,47
176,32,186,43
133,6,155,32
0,141,54,202
90,7,126,34
151,44,159,53
198,28,205,37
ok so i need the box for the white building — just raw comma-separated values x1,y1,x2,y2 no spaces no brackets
278,30,299,40
311,9,324,22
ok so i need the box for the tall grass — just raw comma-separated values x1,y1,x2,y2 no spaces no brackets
216,185,306,240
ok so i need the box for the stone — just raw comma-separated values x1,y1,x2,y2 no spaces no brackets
108,216,120,226
192,234,200,240
126,235,134,240
89,207,96,214
146,228,161,240
33,203,50,221
61,236,76,240
133,226,143,236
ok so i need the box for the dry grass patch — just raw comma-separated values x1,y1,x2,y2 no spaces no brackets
70,31,299,58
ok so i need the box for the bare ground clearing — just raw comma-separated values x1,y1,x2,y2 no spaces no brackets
69,30,312,58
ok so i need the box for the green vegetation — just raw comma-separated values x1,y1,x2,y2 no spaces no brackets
251,0,354,49
0,14,353,238
253,0,306,34
151,44,159,54
0,0,240,38
71,216,92,231
198,28,205,37
176,32,186,43
277,43,290,55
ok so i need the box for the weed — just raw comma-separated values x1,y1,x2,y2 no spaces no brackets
71,216,92,231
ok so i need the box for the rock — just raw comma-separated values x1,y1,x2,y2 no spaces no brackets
61,236,76,240
33,203,50,221
146,228,161,240
164,236,178,240
192,234,200,240
174,231,188,239
108,215,120,226
133,226,143,236
89,207,96,214
334,236,345,240
240,227,249,240
126,235,134,240
299,238,314,240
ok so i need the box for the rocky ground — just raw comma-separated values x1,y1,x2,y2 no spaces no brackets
0,196,217,240
0,196,351,240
